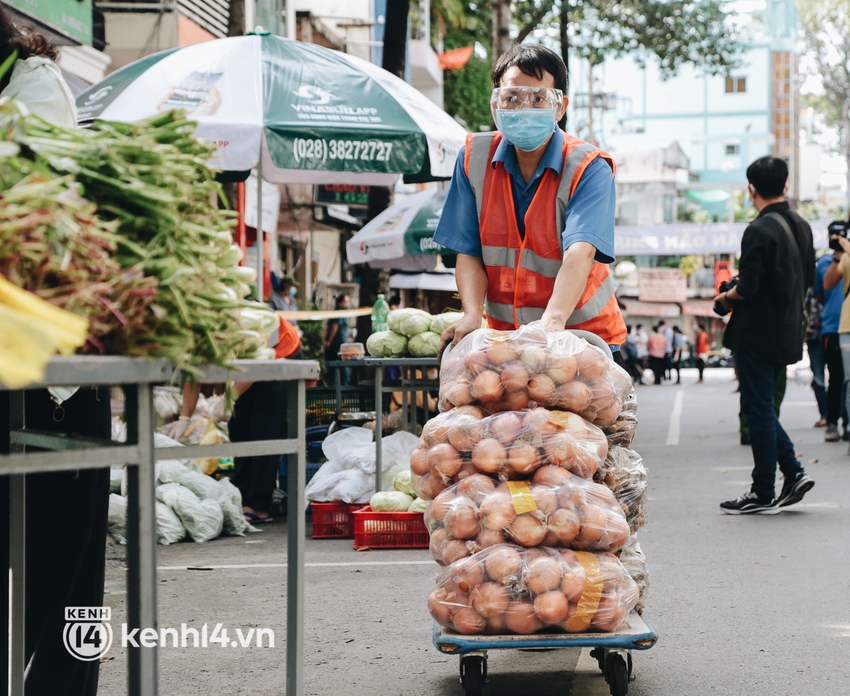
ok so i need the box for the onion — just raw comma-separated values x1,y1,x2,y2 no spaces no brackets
546,354,578,384
533,590,570,624
532,465,573,487
485,613,508,634
471,438,506,475
449,557,486,593
594,399,621,426
443,379,474,408
597,553,622,592
428,587,455,625
576,504,607,547
507,442,539,475
527,374,556,404
465,350,491,375
442,538,472,566
470,581,510,617
543,431,579,468
504,600,544,634
576,347,608,382
422,418,450,446
519,345,548,374
445,498,481,540
572,448,599,479
605,512,630,549
548,508,581,546
592,594,627,631
410,447,431,476
522,407,551,431
530,485,558,515
591,484,618,508
429,526,450,564
452,606,487,635
456,473,497,504
475,528,506,549
429,443,463,481
555,381,592,412
507,514,547,547
454,460,478,482
487,341,518,365
442,352,465,376
471,370,503,402
484,545,523,584
500,361,530,392
556,479,587,510
455,404,486,419
586,432,608,462
479,490,517,531
498,390,531,412
431,488,457,523
447,417,484,452
417,472,448,501
525,555,562,593
488,412,522,445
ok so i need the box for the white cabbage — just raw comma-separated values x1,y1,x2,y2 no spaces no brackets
366,330,408,357
387,308,432,336
408,331,441,357
370,491,414,512
429,312,464,335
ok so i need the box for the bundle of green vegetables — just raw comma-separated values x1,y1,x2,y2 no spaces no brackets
0,100,277,370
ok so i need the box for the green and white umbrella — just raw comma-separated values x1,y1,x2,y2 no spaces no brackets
75,34,466,185
346,188,451,270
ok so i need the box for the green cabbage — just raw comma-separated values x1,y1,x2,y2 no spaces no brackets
408,331,441,357
393,469,416,497
370,491,414,512
366,330,408,357
407,497,429,513
429,312,464,335
387,308,432,336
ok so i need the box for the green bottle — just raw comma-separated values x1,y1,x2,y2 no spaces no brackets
371,294,389,333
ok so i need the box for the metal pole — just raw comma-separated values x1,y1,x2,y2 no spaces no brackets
8,474,25,696
256,160,264,301
126,384,158,696
286,378,305,696
285,0,296,40
374,364,382,492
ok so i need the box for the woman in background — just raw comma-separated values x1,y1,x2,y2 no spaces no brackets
325,293,351,384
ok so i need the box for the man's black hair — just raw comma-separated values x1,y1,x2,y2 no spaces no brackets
746,156,788,199
658,320,666,327
492,44,568,94
673,325,681,332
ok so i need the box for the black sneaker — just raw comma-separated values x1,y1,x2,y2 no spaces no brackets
777,470,814,508
720,490,781,515
825,424,840,442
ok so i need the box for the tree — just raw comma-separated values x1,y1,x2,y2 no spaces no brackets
800,0,850,212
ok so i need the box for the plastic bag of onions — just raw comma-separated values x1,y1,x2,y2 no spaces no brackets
615,535,648,614
593,446,648,533
424,468,630,566
601,389,638,448
438,321,632,427
409,407,607,500
428,544,639,635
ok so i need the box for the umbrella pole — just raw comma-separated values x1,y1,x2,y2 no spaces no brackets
236,180,247,260
256,159,264,301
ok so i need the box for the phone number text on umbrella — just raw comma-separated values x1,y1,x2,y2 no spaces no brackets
293,138,394,164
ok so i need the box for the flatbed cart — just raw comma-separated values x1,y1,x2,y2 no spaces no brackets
433,611,658,696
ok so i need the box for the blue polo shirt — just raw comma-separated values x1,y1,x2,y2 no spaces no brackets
814,254,843,334
433,129,616,263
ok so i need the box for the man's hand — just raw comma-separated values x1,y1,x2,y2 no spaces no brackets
540,310,567,333
161,415,190,440
437,313,481,360
712,291,732,315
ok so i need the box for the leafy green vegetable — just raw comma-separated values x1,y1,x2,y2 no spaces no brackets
429,312,464,335
366,330,408,357
370,490,414,512
387,308,432,336
408,331,441,357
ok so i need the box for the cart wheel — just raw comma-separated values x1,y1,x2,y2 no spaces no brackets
460,655,486,696
591,647,606,674
606,653,628,696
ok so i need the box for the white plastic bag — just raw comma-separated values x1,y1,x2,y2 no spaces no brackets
177,470,222,501
107,494,127,544
305,468,373,504
218,477,251,536
381,431,420,471
156,501,186,545
156,483,223,543
321,427,373,462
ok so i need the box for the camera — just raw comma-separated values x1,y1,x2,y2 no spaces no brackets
828,219,849,251
714,277,739,317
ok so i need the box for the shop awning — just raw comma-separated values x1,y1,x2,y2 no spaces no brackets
389,269,457,292
681,301,717,317
620,300,680,318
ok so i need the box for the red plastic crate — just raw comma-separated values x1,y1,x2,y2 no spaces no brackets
352,506,430,549
310,502,361,539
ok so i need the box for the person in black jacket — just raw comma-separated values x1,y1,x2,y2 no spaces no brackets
715,156,816,514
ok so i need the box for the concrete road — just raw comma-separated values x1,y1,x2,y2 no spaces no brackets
97,368,850,696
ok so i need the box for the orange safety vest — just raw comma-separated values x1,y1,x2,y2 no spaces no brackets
464,130,627,346
274,315,302,359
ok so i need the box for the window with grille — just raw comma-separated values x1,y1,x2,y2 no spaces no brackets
724,77,747,93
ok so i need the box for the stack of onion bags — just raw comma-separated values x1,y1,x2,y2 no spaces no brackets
428,545,639,635
409,406,608,501
438,321,632,427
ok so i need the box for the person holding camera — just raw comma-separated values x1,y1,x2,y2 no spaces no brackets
812,250,847,440
820,222,850,454
714,156,815,514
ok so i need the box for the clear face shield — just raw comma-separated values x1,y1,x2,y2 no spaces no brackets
490,87,564,152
